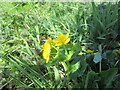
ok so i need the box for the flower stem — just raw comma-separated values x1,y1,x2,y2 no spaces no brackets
99,61,101,72
63,45,68,55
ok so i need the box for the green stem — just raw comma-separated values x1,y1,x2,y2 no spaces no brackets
63,45,68,55
99,61,101,72
61,62,68,72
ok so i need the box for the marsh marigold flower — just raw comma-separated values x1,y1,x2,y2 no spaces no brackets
53,33,70,46
42,37,52,63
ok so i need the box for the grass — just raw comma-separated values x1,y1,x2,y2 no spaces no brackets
0,2,120,88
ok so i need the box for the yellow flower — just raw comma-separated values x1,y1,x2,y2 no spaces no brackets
85,50,94,53
42,37,52,63
53,33,70,46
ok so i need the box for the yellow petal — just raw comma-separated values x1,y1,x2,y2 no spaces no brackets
41,45,43,48
43,37,52,49
53,33,70,46
64,38,70,44
42,37,52,63
58,33,64,38
85,50,94,53
55,43,63,46
43,42,49,49
59,33,68,41
43,50,50,63
53,38,60,43
64,33,69,39
46,59,49,63
43,49,50,59
48,37,52,42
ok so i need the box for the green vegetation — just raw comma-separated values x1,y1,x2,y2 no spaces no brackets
0,2,120,88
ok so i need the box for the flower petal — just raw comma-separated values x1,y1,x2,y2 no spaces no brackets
53,33,70,46
58,33,64,38
64,38,70,44
53,38,60,43
64,33,69,39
85,50,94,53
43,44,51,59
55,43,63,46
47,37,52,43
46,58,50,63
42,37,52,63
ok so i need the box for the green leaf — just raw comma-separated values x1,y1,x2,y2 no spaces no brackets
69,61,80,73
65,43,82,61
70,55,87,78
0,65,14,69
53,52,66,62
112,74,120,88
23,39,33,56
8,55,49,88
93,52,102,63
99,68,118,88
53,66,60,87
84,71,99,88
